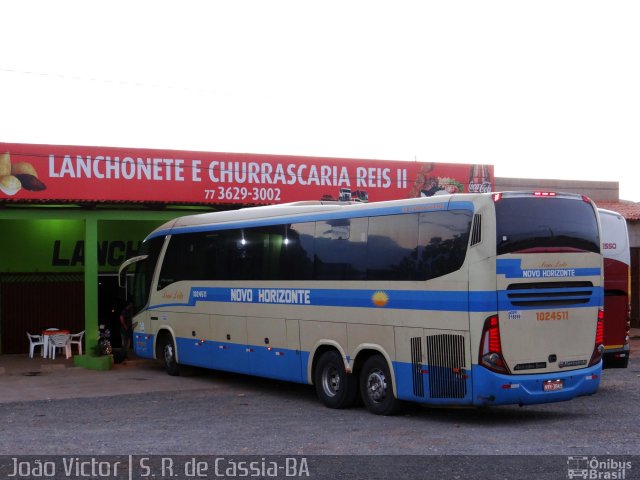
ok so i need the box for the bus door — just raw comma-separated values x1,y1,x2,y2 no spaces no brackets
118,235,165,359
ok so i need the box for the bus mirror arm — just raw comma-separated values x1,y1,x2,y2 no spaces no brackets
118,255,148,288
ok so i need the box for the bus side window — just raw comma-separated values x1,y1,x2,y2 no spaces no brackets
418,210,472,280
157,236,181,290
278,223,315,280
315,218,368,280
157,233,209,289
366,213,420,281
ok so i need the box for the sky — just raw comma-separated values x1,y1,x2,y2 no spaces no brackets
2,1,639,201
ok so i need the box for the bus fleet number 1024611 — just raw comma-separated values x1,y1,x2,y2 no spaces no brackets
536,311,570,321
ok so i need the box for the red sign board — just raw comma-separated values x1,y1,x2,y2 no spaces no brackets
0,143,493,204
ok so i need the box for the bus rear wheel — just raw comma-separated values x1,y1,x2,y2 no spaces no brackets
158,334,180,376
314,350,358,409
360,354,402,415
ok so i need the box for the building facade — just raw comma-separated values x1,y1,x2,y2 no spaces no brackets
2,142,637,355
1,142,490,354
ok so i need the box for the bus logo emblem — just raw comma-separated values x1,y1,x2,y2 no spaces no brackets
372,291,389,307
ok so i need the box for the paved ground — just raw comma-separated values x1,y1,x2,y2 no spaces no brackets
0,331,638,480
0,355,213,404
1,329,638,404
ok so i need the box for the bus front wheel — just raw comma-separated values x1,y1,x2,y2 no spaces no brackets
360,354,402,415
314,350,358,409
158,334,180,376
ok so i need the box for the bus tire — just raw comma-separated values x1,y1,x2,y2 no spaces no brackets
360,354,403,415
158,334,180,376
314,350,358,409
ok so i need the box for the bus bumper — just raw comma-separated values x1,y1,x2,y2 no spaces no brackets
603,343,630,368
471,362,602,406
603,343,630,358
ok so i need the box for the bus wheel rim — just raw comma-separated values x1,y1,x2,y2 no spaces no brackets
165,344,174,364
322,365,341,398
366,369,387,403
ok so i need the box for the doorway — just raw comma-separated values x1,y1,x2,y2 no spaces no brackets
98,274,128,348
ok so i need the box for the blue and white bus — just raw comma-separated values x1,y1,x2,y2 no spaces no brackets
120,191,604,414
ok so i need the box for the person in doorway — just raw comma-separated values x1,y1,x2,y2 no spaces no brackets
119,299,134,357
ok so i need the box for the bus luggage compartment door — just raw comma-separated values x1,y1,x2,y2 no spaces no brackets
247,317,302,382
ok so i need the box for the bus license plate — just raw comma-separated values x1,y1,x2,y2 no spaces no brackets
543,380,563,392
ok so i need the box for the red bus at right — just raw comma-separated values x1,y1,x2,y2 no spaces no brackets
598,208,631,368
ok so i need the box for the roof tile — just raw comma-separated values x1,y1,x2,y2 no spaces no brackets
596,201,640,221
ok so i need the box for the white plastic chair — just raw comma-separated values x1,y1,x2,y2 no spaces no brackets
26,333,45,358
69,330,85,355
42,328,61,358
48,334,72,359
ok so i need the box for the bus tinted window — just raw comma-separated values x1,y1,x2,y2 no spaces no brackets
279,223,315,280
156,210,472,287
158,232,212,289
367,214,420,280
204,231,232,280
418,210,473,280
315,218,368,280
495,197,599,255
228,228,268,280
228,224,316,280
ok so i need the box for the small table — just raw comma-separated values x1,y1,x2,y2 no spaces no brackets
42,329,70,358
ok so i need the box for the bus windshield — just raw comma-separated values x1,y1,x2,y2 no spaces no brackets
495,196,599,255
131,236,164,314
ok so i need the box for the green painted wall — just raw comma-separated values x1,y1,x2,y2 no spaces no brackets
0,208,208,355
0,219,163,273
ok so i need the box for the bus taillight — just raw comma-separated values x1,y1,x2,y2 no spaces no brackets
589,309,605,367
479,315,510,373
596,309,605,344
